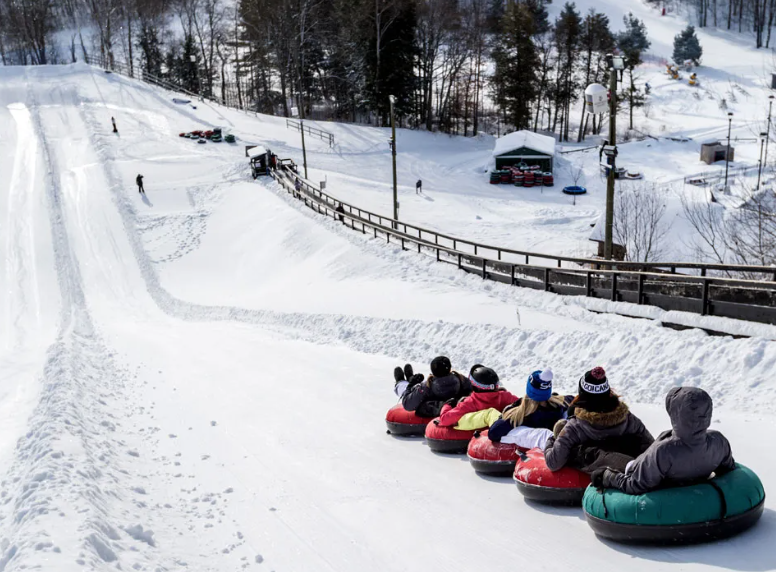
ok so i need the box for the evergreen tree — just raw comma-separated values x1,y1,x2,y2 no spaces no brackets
138,23,163,78
617,13,650,129
553,2,582,141
179,34,200,94
491,1,539,130
672,25,702,65
522,0,549,35
364,1,417,124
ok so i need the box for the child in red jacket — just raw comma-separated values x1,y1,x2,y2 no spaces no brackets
436,365,519,427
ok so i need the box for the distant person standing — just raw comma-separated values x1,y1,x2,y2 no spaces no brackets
416,179,422,194
136,174,145,194
111,116,118,133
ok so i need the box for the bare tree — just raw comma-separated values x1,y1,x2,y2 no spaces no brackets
613,183,672,262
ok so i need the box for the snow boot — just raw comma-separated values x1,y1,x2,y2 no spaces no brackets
403,364,414,381
394,367,405,383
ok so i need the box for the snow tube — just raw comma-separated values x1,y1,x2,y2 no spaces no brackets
425,421,477,454
562,186,587,195
467,431,524,476
385,404,433,436
583,464,765,544
513,448,591,504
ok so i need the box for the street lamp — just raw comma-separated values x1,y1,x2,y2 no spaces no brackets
757,131,767,190
724,112,733,190
389,95,399,228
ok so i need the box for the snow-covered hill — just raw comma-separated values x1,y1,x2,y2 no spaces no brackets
1,6,776,568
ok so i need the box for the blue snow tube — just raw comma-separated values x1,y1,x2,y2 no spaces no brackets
562,186,587,195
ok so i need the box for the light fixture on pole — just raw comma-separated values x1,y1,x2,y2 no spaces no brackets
602,53,625,261
389,95,399,229
724,112,733,190
757,131,767,191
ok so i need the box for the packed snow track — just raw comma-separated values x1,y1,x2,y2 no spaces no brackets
0,64,775,572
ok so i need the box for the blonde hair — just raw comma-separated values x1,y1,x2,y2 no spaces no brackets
502,394,567,427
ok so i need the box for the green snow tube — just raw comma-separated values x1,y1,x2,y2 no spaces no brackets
583,464,765,544
224,134,236,143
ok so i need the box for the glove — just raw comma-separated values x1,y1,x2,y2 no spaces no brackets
590,468,607,488
444,397,458,407
409,373,424,385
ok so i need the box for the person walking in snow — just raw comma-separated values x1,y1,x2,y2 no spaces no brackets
487,368,573,450
111,116,118,134
136,174,145,194
591,387,735,494
294,178,302,196
335,203,345,223
543,367,654,474
416,179,422,194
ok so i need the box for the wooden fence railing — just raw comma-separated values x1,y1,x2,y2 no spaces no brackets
286,119,335,147
270,165,776,326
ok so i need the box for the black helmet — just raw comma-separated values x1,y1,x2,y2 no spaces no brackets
469,364,500,391
430,356,452,378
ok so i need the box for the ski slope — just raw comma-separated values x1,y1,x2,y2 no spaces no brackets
0,25,776,572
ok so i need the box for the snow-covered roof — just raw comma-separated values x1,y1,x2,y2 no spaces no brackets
701,139,721,146
247,146,267,158
492,130,556,157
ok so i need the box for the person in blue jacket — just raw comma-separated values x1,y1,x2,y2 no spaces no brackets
488,368,572,449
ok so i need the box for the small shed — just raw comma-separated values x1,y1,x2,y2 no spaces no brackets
492,130,556,172
700,139,734,165
589,213,627,261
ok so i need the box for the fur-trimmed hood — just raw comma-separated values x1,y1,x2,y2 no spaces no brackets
574,401,630,428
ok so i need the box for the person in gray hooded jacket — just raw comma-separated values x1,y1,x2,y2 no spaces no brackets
592,386,735,494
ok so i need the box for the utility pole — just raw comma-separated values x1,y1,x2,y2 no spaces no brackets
757,131,767,190
604,54,625,261
724,112,733,190
389,95,399,228
764,95,774,180
300,118,308,179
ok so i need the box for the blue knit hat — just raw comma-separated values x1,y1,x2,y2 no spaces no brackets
526,368,553,402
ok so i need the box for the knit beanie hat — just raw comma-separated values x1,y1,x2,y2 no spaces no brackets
430,356,452,378
469,364,500,392
576,366,618,412
526,368,553,402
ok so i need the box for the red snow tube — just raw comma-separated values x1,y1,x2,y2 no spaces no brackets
425,420,477,454
513,448,591,504
385,404,433,436
467,431,526,476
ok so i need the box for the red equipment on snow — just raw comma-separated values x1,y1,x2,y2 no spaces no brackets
467,430,526,476
385,404,433,436
513,448,591,504
425,420,478,453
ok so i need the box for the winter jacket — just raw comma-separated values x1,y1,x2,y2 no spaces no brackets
401,372,472,418
602,387,735,495
488,395,573,442
544,400,654,473
437,388,519,427
454,408,501,431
